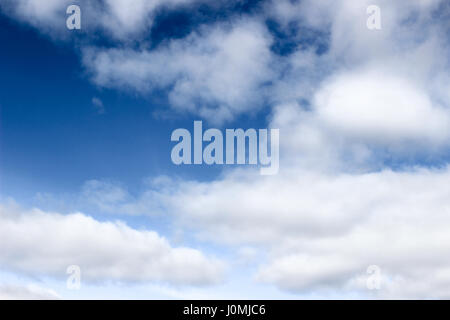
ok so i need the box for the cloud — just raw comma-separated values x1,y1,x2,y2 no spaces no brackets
313,68,450,147
0,284,60,300
83,19,274,123
0,203,225,286
0,0,199,38
58,159,450,299
100,0,195,38
78,179,166,216
1,0,67,24
92,97,105,114
30,165,450,298
267,0,443,60
3,0,450,299
267,0,449,102
139,166,450,298
0,0,83,38
265,0,450,169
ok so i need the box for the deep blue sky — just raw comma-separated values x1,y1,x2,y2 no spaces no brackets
0,10,275,201
0,0,339,206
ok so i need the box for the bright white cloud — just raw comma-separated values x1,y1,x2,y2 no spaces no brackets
314,68,450,147
0,203,225,286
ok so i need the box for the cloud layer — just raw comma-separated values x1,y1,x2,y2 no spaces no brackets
0,0,199,38
1,0,450,299
0,203,224,286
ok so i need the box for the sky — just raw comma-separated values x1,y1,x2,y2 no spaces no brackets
0,0,450,299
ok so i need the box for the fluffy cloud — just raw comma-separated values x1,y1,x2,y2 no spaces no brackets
83,19,274,122
0,203,224,286
65,1,450,300
68,162,450,298
140,166,450,298
8,2,261,123
267,0,449,103
267,0,443,60
3,0,450,299
270,68,450,171
313,68,450,147
267,0,450,168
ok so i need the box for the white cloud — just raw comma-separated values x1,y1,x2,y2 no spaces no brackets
1,0,83,37
3,0,450,300
267,0,443,62
314,68,450,147
0,0,198,38
0,284,60,300
0,203,225,286
6,0,66,23
143,166,450,298
32,164,450,298
83,19,274,123
100,0,195,38
267,0,449,105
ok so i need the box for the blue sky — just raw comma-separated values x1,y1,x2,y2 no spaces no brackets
1,0,450,299
0,13,221,197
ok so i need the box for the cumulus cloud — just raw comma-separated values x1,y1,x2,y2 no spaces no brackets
0,203,224,286
3,0,450,299
267,0,449,103
313,68,450,147
83,19,274,122
269,68,450,172
267,0,443,60
63,163,450,298
36,0,450,294
266,0,450,168
138,166,450,298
